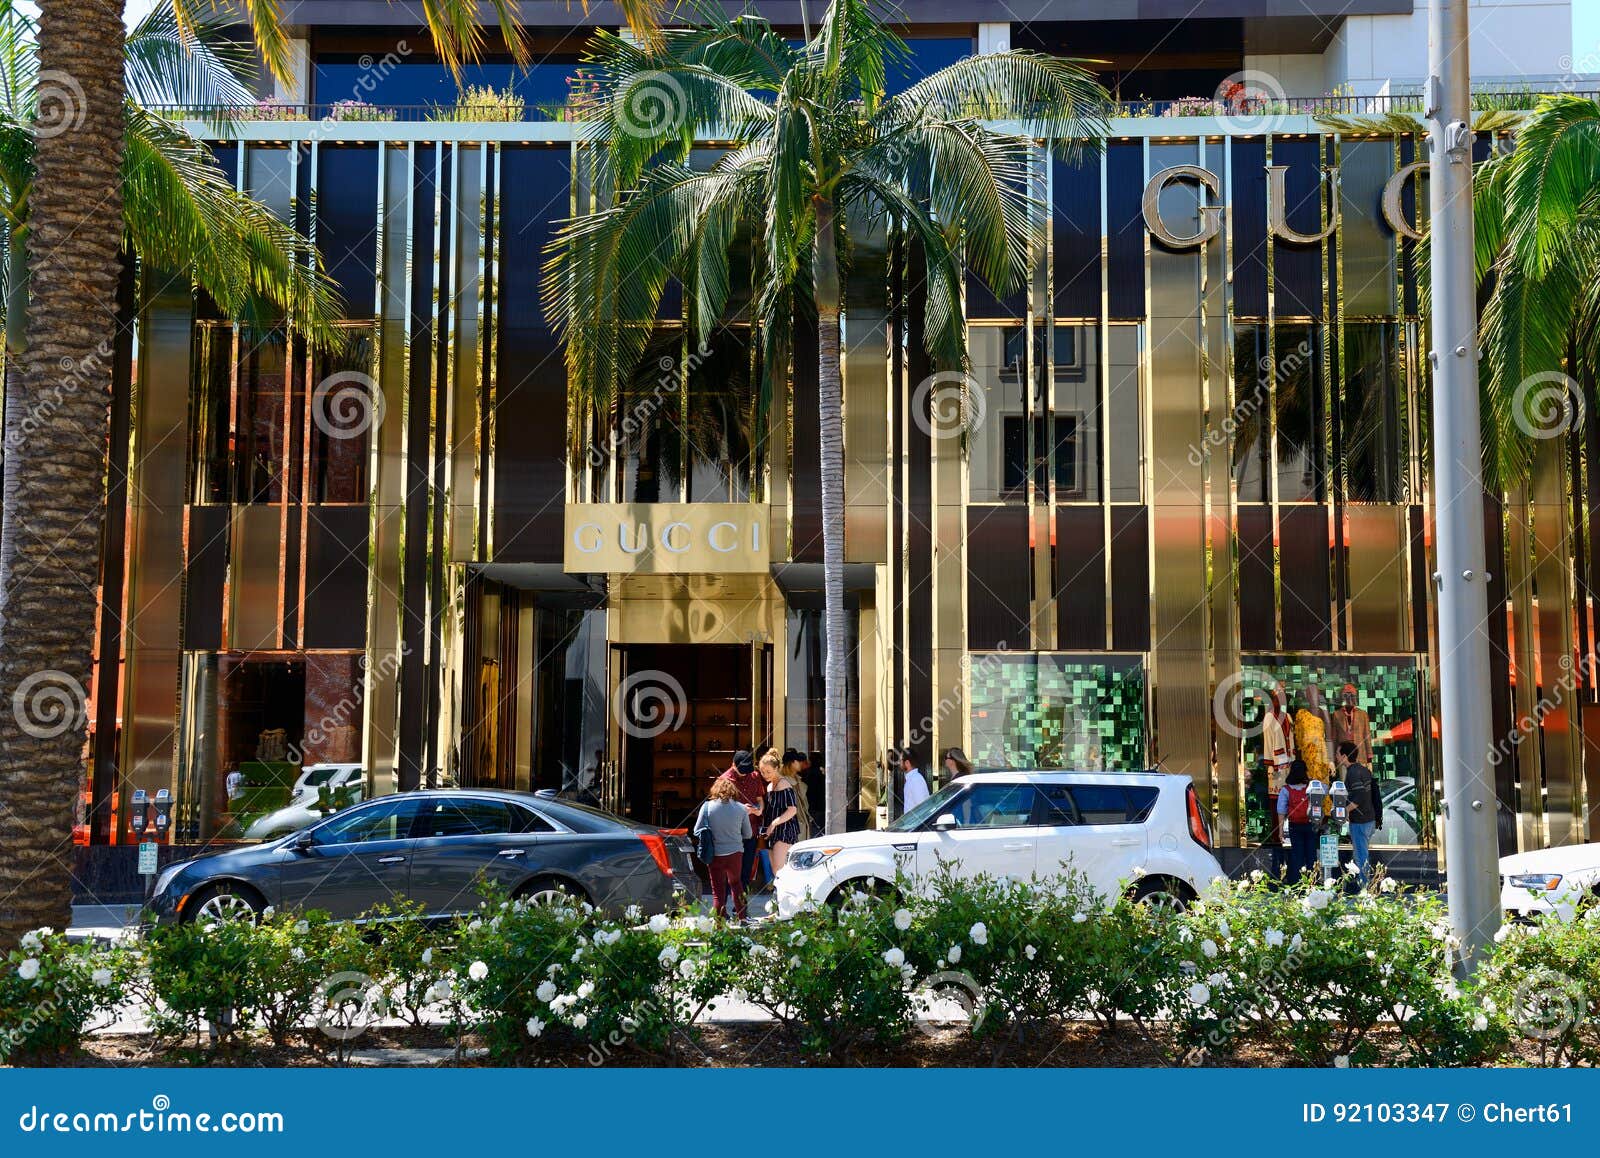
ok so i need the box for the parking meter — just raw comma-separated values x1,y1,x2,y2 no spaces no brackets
129,788,148,837
1329,780,1349,825
152,789,172,840
1307,779,1327,824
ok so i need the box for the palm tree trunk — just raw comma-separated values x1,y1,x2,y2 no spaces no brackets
0,0,126,947
815,195,849,836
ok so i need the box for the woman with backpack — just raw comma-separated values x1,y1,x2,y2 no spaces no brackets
695,776,753,921
1276,759,1319,885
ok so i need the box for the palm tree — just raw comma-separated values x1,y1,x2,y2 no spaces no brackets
1469,94,1600,487
0,0,667,946
546,0,1108,832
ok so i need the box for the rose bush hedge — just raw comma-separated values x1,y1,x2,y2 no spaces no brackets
10,877,1598,1066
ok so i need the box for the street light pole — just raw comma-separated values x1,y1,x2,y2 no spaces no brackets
1426,0,1502,970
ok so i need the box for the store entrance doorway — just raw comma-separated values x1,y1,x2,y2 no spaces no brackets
607,643,771,828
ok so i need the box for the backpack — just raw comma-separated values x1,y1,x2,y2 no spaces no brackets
693,804,716,864
1285,784,1312,825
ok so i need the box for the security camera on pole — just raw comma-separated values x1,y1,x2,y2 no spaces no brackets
1426,0,1502,970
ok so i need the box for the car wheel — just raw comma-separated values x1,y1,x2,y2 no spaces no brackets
827,878,898,908
517,878,586,908
1129,877,1192,914
186,883,263,925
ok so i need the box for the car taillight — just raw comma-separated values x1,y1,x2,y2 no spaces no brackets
1186,785,1212,849
638,833,674,877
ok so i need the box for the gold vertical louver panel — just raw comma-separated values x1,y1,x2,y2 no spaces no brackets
228,506,286,651
1345,505,1409,652
362,143,413,797
1145,141,1214,791
119,285,194,839
1503,484,1544,852
843,207,890,563
1532,437,1582,846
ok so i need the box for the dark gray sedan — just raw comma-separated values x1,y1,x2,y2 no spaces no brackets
145,790,695,925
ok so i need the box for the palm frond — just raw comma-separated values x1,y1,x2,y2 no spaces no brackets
122,106,343,350
883,51,1109,146
1500,95,1600,276
125,1,253,108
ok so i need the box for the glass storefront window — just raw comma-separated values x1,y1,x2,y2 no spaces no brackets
686,327,756,502
308,328,375,503
176,651,366,841
968,652,1146,770
785,608,860,805
1233,323,1327,502
1226,655,1426,847
969,325,1030,503
1340,321,1406,503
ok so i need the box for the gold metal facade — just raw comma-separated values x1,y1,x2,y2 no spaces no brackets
100,118,1596,851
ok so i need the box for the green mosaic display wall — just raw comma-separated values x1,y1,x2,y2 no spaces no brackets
1235,655,1425,846
968,654,1146,771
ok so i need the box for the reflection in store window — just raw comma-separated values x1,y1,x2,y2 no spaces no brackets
1228,655,1426,847
968,652,1145,771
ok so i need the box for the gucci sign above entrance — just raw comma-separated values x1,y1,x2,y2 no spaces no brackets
564,503,769,574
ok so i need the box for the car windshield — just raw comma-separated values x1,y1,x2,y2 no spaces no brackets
887,782,964,832
299,767,345,787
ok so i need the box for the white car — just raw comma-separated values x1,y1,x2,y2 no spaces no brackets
242,763,366,840
775,770,1224,917
1499,841,1600,922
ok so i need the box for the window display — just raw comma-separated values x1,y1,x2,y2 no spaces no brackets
969,653,1145,771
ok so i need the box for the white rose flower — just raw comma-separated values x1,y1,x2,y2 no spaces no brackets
1288,933,1304,953
1217,918,1231,940
648,913,671,934
695,915,715,934
969,922,988,946
421,947,433,965
572,947,586,963
659,945,681,966
92,968,113,987
577,981,595,999
16,958,40,982
20,932,42,953
1380,877,1398,893
1201,939,1219,959
625,905,642,921
1305,889,1332,911
882,947,905,967
1024,944,1037,960
536,980,558,1003
294,920,310,935
290,947,305,961
1072,912,1088,924
1264,928,1285,948
1186,982,1211,1007
947,945,962,964
468,960,489,981
1334,1055,1350,1069
893,908,912,932
572,1012,589,1029
1472,1014,1488,1031
1180,960,1198,975
261,907,276,920
526,1017,546,1038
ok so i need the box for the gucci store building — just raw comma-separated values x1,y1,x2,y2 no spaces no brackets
79,109,1600,864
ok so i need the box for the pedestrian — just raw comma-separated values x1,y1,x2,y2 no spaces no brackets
899,746,930,814
940,747,973,786
695,776,753,921
759,749,801,879
802,750,825,836
716,749,764,905
1277,759,1318,886
1336,739,1382,886
783,750,814,840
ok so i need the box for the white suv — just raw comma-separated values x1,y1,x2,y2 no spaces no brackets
775,770,1224,916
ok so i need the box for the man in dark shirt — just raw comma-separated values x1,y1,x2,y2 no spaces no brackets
716,750,764,904
1336,740,1382,886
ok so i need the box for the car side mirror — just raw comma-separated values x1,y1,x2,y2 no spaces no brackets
932,813,958,831
291,831,315,852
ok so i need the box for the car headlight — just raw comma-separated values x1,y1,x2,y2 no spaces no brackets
1509,873,1564,892
787,847,841,871
151,862,188,897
